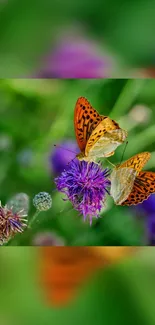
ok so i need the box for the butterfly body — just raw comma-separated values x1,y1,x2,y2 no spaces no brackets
74,97,127,162
110,152,155,206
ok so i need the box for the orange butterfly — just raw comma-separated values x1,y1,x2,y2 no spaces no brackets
74,97,127,162
38,247,136,306
110,152,155,206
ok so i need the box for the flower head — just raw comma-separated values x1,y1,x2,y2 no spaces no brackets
49,141,79,175
7,192,30,215
134,194,155,245
37,31,110,78
147,214,155,245
32,231,65,246
136,194,155,216
33,192,52,211
0,202,27,245
55,160,110,225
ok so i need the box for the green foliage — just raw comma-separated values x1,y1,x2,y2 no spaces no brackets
0,0,155,75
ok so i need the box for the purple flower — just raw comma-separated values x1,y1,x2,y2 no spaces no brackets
147,215,155,245
37,34,110,78
134,194,155,245
55,160,110,225
135,194,155,216
0,202,27,245
32,231,65,246
50,141,79,175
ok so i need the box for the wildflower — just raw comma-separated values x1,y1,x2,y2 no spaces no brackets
7,192,30,215
32,231,65,246
49,141,79,175
0,201,27,245
37,31,110,78
135,194,155,216
33,192,52,211
55,160,110,225
147,215,155,246
134,194,155,245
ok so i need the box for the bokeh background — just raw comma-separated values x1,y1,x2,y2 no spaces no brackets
1,0,155,77
0,247,155,325
1,78,155,246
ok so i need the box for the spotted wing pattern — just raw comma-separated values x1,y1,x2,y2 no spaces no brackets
86,127,127,158
74,97,104,152
121,171,155,206
118,152,151,173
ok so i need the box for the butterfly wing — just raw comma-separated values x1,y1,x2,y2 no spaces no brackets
118,152,151,173
39,247,104,306
85,118,127,159
74,97,103,152
121,171,155,206
110,167,137,205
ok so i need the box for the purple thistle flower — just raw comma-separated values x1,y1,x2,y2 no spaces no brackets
37,33,110,78
49,141,79,175
0,202,27,245
55,160,110,225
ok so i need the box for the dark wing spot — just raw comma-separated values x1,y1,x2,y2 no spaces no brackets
86,115,90,119
94,114,96,117
90,119,93,123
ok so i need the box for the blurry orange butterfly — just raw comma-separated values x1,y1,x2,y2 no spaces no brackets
39,247,135,306
110,152,155,205
74,97,127,162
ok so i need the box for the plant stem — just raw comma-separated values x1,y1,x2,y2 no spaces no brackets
28,210,40,228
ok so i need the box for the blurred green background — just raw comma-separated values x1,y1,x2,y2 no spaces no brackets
0,247,155,325
0,78,155,245
1,0,155,77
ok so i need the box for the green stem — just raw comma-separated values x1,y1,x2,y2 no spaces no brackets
28,210,40,228
110,79,146,119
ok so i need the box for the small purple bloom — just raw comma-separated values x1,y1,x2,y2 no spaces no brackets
50,141,79,175
147,214,155,245
134,194,155,245
135,194,155,216
37,34,110,78
55,160,110,225
32,231,65,246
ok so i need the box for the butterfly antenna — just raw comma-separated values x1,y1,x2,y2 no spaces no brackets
119,141,128,165
53,144,77,155
106,159,115,167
